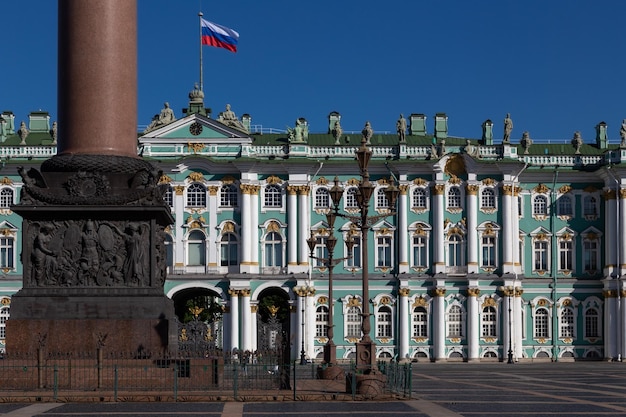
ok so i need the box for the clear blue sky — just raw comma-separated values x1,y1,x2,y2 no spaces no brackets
4,1,626,142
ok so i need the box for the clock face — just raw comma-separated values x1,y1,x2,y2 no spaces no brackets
190,122,203,136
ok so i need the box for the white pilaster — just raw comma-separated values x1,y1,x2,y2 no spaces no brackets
306,289,316,359
240,186,252,272
514,288,523,360
251,305,258,352
174,185,185,270
298,187,310,268
398,188,409,273
467,288,479,361
207,186,219,272
398,288,410,360
604,287,618,360
466,185,478,273
433,184,445,273
606,194,617,276
502,186,514,273
250,187,260,273
433,287,446,361
287,186,298,270
240,289,252,352
229,289,240,351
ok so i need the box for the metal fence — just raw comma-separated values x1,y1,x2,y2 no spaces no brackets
0,351,412,401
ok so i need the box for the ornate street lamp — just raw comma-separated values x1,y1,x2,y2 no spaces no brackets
307,196,354,375
319,126,400,374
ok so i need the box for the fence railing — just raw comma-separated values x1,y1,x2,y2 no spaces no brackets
0,351,412,401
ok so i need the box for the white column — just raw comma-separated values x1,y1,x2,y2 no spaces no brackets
174,185,185,270
512,187,522,273
240,289,252,352
287,186,298,270
433,184,445,273
398,187,409,273
398,288,410,360
467,288,479,361
433,288,446,361
501,185,514,274
606,193,617,275
502,287,513,361
207,186,219,272
250,186,260,273
229,289,240,351
620,190,626,276
298,187,310,267
514,288,523,360
466,185,478,273
295,288,306,360
306,288,316,359
604,288,618,360
251,305,258,352
240,186,252,272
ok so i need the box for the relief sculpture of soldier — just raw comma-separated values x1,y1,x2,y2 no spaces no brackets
31,223,58,286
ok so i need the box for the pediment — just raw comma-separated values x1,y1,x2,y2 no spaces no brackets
139,113,253,144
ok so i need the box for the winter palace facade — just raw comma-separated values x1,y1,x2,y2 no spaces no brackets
1,87,625,362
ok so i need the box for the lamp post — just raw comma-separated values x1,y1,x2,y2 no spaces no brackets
307,214,354,372
323,127,399,373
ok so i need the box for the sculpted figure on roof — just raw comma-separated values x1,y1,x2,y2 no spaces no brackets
396,114,407,142
218,103,247,132
18,121,29,145
571,131,583,154
362,121,373,145
503,113,513,144
144,102,176,133
620,119,626,148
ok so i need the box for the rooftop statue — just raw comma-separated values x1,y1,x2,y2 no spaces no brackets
521,131,532,154
218,104,247,132
503,113,513,144
362,121,373,145
287,118,309,143
50,121,57,145
332,120,343,145
620,119,626,148
396,114,407,142
144,102,176,133
571,131,583,154
18,121,29,145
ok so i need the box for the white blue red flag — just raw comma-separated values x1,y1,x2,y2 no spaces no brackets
201,18,239,53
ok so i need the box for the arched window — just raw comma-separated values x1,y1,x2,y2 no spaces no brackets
584,307,599,338
187,230,206,266
376,305,392,338
315,305,329,337
560,307,575,338
315,188,330,209
376,188,389,210
220,184,238,207
447,186,461,209
481,235,496,268
220,232,238,266
0,189,12,209
412,188,427,209
412,234,428,269
533,195,548,216
186,183,206,207
264,184,282,208
345,187,358,209
346,305,361,338
583,195,598,216
376,235,392,267
447,234,463,267
557,195,572,216
447,305,463,337
534,307,549,338
481,306,497,337
412,306,428,338
346,234,361,268
264,232,283,267
481,188,495,209
164,234,173,270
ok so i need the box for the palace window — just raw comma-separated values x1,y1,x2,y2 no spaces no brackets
583,239,599,273
313,235,328,268
0,237,13,269
583,195,598,216
376,305,392,338
534,307,550,338
314,188,330,209
557,195,573,217
481,236,496,268
346,235,361,268
220,184,238,208
376,188,389,210
346,306,361,338
558,240,573,272
0,189,13,209
481,306,497,337
480,188,496,209
315,305,329,338
264,184,282,208
0,305,8,340
376,235,392,268
533,240,549,271
163,185,173,207
411,234,428,269
412,188,427,210
412,306,428,338
264,231,283,267
187,230,206,266
560,307,575,338
186,183,206,207
447,305,463,338
584,307,600,338
447,186,461,209
164,234,173,270
220,232,239,266
345,187,358,209
447,234,464,267
533,195,548,216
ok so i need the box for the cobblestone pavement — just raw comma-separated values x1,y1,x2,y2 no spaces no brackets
2,362,626,416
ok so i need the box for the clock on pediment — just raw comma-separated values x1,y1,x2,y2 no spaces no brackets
189,122,203,136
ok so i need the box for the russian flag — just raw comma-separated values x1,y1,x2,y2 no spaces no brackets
201,18,239,53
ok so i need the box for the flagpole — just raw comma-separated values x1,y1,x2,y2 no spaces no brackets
198,11,204,92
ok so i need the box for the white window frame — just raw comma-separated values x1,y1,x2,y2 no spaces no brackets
376,305,393,338
314,187,330,209
264,184,283,209
186,182,207,207
186,229,206,266
481,305,497,338
532,194,548,217
446,304,464,338
220,184,238,208
315,305,329,338
412,306,428,338
411,187,428,211
559,306,575,338
533,306,551,339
